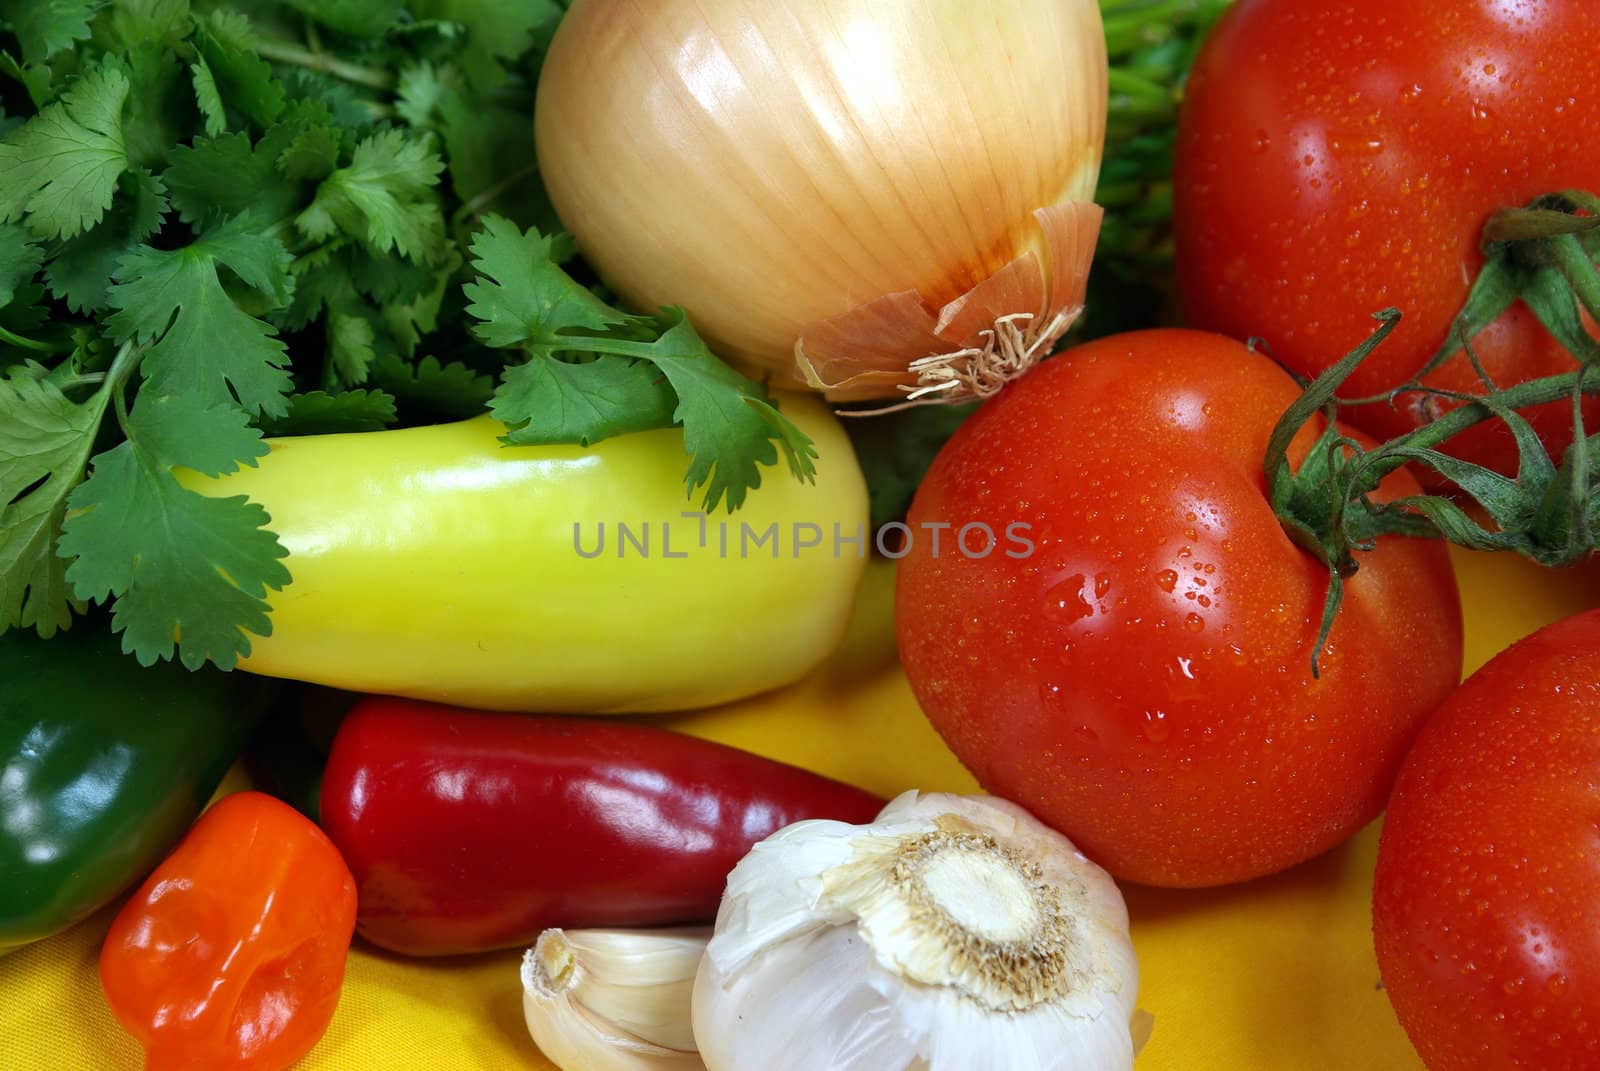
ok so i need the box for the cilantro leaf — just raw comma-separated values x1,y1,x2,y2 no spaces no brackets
162,118,317,225
437,88,554,231
463,215,625,348
274,114,339,181
190,56,226,136
637,310,816,510
0,0,102,66
105,0,192,50
45,167,168,313
493,355,677,446
255,389,397,436
276,68,373,134
106,215,294,416
376,248,457,354
0,63,130,238
464,216,817,511
371,352,494,423
194,11,286,129
278,0,405,39
0,371,107,636
409,0,561,90
116,390,268,477
59,391,288,669
296,129,446,263
121,45,191,171
326,305,376,385
0,222,44,307
395,61,453,128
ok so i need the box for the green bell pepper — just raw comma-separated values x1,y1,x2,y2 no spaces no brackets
0,626,269,954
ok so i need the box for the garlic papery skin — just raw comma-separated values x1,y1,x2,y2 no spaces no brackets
522,927,710,1071
535,0,1107,404
691,792,1140,1071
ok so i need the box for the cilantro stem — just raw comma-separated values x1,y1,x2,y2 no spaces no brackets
102,341,143,437
453,164,542,225
255,39,396,91
0,324,61,353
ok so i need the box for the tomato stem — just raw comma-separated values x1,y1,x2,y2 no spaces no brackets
1266,191,1600,672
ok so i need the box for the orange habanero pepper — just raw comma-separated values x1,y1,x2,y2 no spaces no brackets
99,791,357,1071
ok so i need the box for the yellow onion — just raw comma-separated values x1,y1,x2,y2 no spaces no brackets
535,0,1108,405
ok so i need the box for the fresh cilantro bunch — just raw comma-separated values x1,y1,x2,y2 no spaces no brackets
0,0,816,670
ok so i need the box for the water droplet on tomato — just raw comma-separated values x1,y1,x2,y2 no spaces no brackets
1185,613,1205,633
1045,575,1094,624
1156,569,1179,593
1142,710,1171,743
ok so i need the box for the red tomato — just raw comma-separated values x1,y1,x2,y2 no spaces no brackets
895,330,1462,887
1174,0,1600,474
1373,610,1600,1071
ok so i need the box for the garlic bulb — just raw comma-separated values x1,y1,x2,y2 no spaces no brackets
522,927,709,1071
535,0,1108,404
692,792,1141,1071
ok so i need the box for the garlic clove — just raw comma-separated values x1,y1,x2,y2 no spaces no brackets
693,791,1142,1071
522,927,709,1071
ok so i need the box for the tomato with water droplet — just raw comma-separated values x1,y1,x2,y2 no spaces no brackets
897,330,1462,886
1175,0,1600,475
1374,609,1600,1071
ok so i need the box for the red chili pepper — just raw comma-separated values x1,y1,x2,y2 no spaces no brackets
99,791,357,1071
320,697,884,956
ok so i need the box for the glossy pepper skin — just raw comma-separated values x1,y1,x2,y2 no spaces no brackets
185,396,870,714
0,627,266,955
100,791,357,1071
320,697,885,955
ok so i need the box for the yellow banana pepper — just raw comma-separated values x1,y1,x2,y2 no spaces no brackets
186,395,868,713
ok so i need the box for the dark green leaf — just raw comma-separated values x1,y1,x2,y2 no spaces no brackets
278,0,405,38
296,128,445,262
194,10,285,129
45,168,169,313
59,391,288,669
0,222,44,307
120,44,191,170
370,351,494,423
0,0,101,66
492,354,676,446
845,403,976,528
325,305,376,385
463,214,626,348
106,214,294,416
437,88,553,230
0,62,129,238
254,388,397,436
0,370,106,635
408,0,560,90
162,104,326,225
104,0,191,49
635,310,815,511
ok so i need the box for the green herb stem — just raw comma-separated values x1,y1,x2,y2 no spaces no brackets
255,38,396,92
0,324,60,353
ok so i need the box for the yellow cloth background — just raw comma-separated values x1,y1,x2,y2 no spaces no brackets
3,547,1597,1070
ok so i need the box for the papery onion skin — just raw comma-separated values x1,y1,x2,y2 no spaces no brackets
536,0,1108,402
